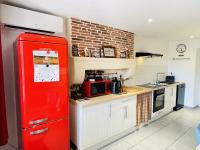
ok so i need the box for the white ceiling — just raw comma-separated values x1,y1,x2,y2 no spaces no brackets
3,0,200,40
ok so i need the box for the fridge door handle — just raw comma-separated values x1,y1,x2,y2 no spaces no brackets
30,127,48,135
29,118,48,125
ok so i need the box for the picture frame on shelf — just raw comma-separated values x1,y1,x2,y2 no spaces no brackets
120,49,129,58
120,50,127,58
102,46,116,58
91,50,101,58
72,44,79,56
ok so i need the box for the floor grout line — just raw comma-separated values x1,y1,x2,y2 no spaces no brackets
126,112,192,149
101,108,200,150
165,127,193,150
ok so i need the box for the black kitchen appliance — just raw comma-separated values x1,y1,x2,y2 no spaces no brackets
153,88,165,113
85,70,104,81
111,77,121,94
166,76,175,84
173,83,185,111
71,84,84,100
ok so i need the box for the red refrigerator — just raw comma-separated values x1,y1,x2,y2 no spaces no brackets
15,33,69,150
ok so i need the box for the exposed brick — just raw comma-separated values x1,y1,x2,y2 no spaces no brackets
70,18,134,58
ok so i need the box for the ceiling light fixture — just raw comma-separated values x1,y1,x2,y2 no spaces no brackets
189,35,194,39
148,18,153,23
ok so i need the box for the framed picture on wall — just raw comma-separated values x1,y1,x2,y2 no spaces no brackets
102,46,116,58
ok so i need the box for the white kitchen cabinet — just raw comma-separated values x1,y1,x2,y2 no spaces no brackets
164,85,177,112
70,95,137,150
110,96,137,136
164,87,171,111
82,103,110,148
123,97,137,129
110,101,124,136
171,85,177,108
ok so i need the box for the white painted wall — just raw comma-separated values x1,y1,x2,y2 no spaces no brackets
125,36,168,86
168,39,200,107
194,49,200,107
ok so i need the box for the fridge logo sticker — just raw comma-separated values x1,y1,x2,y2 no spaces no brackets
33,50,59,82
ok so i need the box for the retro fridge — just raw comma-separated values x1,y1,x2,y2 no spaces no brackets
15,33,69,150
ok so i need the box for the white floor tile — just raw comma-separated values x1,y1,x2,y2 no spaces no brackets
136,121,165,138
122,132,145,146
100,139,132,150
117,108,199,150
167,128,196,150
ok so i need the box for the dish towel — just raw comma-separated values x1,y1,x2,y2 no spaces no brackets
137,92,152,126
0,30,8,146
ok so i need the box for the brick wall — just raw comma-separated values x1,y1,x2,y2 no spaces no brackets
70,18,134,58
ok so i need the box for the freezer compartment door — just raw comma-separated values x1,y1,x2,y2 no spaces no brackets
16,37,69,128
22,119,69,150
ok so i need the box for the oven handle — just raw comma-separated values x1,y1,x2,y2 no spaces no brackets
155,94,165,98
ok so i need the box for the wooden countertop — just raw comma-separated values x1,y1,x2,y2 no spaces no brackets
70,82,184,107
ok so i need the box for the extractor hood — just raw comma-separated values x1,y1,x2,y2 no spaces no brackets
135,52,163,58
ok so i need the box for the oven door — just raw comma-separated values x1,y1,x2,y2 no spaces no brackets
153,93,165,113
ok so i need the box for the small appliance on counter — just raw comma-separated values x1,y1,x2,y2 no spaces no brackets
71,84,84,100
111,77,122,94
83,80,111,97
85,70,104,81
174,83,185,111
166,73,175,84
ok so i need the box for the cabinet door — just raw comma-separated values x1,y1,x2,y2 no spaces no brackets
164,87,172,111
82,103,110,148
123,96,137,129
171,85,177,108
110,100,124,136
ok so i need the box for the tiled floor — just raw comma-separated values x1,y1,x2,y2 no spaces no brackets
0,108,199,150
101,108,199,150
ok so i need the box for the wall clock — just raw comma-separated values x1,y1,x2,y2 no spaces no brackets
176,44,187,53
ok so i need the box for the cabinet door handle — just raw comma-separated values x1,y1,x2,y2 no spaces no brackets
30,127,48,135
124,106,128,119
125,107,128,118
29,118,48,125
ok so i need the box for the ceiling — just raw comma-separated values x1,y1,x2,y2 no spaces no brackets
2,0,200,40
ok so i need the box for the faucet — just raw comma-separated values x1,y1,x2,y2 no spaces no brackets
156,72,165,85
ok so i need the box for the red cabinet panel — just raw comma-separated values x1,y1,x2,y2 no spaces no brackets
22,119,69,150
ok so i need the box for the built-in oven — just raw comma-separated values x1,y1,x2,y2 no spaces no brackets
153,88,165,113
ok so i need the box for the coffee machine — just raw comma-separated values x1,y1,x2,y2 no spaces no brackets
111,77,121,94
